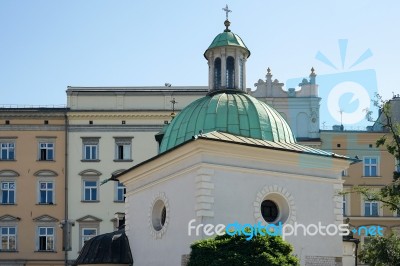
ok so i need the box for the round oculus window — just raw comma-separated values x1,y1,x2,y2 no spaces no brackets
261,200,279,223
152,199,167,231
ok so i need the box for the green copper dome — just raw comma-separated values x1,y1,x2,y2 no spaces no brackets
159,91,296,153
204,20,250,58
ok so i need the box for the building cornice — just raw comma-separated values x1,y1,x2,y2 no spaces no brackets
68,124,163,132
67,112,172,119
0,125,65,131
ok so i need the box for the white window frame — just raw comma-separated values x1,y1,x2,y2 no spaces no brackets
342,169,348,177
37,226,55,251
0,226,17,251
1,181,16,205
38,181,55,205
38,142,54,161
78,220,100,250
363,156,379,177
0,142,15,160
82,179,99,202
114,137,133,161
81,228,97,247
84,144,98,160
82,138,100,161
115,182,126,202
364,200,379,217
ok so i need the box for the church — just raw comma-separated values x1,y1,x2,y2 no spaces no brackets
111,13,356,266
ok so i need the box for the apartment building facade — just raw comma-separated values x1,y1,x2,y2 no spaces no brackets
64,86,207,263
0,108,67,266
1,86,398,265
321,130,400,239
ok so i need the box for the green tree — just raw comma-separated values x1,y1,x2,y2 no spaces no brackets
187,233,299,266
358,94,400,213
351,94,400,264
358,234,400,266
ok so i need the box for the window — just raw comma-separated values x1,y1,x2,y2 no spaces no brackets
214,58,221,90
261,200,279,223
39,142,54,161
39,182,54,204
238,58,244,90
363,157,378,177
82,138,100,161
82,228,97,247
1,226,16,251
342,169,348,177
0,142,15,160
152,200,167,231
1,182,15,204
364,201,379,217
115,182,126,202
38,227,54,251
114,138,132,161
77,216,101,250
83,180,98,201
116,143,130,160
226,56,235,89
84,145,97,160
343,195,347,216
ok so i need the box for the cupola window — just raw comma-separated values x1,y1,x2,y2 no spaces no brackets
214,58,221,89
239,58,244,90
226,56,235,89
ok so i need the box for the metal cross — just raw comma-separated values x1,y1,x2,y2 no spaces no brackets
170,98,177,113
222,4,232,20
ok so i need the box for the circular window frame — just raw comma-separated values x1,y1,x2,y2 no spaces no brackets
254,185,296,225
261,199,280,223
149,192,170,239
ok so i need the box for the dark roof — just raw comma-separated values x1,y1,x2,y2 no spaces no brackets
74,230,133,265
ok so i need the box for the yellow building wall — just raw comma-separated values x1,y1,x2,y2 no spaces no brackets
0,113,66,265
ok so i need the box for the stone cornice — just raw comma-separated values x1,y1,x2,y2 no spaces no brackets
68,125,163,132
0,125,65,131
67,112,172,119
0,112,66,119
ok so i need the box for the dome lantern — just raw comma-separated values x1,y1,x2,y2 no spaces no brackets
204,6,250,93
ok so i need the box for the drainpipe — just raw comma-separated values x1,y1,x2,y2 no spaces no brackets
64,110,69,266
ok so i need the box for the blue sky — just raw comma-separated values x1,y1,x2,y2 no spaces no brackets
0,1,398,127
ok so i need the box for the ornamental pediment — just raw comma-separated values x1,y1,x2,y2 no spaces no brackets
79,169,102,176
0,214,21,222
76,215,103,223
34,170,58,177
33,214,59,222
0,170,19,177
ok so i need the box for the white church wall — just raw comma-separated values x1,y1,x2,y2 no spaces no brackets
210,166,343,264
120,140,349,266
124,168,200,266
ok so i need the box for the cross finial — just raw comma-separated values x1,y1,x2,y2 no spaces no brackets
222,4,232,20
170,98,177,113
170,98,178,119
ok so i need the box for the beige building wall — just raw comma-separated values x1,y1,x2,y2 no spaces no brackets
0,109,66,266
65,87,207,264
321,130,400,242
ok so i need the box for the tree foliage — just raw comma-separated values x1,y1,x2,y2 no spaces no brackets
187,233,299,266
355,93,400,212
351,94,400,264
358,234,400,266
